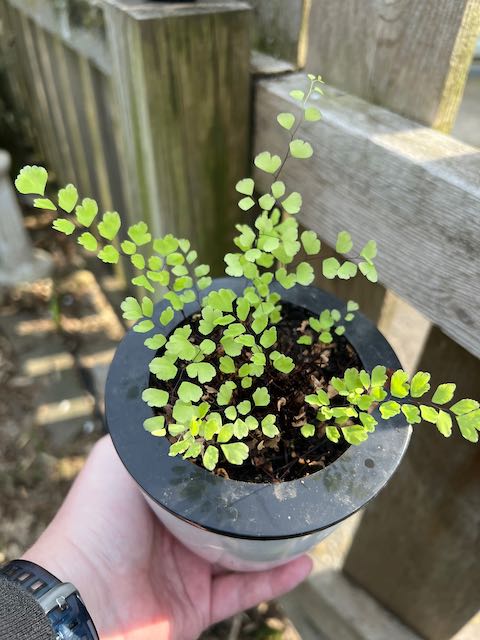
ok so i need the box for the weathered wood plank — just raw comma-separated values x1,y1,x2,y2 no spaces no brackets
78,57,114,210
0,3,42,158
344,326,480,640
306,0,480,131
49,35,93,196
103,0,251,272
243,0,308,67
14,11,60,171
5,0,111,74
31,21,77,182
254,73,480,357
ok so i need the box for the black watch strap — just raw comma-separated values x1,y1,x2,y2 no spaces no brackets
0,560,98,640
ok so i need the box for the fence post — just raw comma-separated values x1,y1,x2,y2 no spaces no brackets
306,0,480,131
102,0,251,273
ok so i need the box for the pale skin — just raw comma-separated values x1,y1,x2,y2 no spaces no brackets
23,436,312,639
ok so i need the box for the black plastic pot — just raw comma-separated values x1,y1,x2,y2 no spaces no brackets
106,277,411,571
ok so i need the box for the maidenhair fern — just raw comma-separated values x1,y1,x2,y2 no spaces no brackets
15,73,480,473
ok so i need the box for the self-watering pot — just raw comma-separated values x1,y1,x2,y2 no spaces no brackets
106,277,411,572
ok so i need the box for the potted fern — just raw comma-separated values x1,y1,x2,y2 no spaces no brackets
15,74,480,572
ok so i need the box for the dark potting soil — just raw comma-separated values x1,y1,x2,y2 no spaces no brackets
150,302,362,483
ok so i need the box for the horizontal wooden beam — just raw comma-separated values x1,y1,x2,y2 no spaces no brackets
254,73,480,358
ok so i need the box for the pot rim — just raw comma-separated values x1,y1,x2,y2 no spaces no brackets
106,277,411,540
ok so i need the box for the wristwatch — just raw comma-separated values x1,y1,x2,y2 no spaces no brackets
0,560,98,639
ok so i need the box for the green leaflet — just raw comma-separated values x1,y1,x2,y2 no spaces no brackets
15,165,48,195
186,362,216,383
238,197,255,211
128,222,151,246
342,425,369,445
296,262,314,285
410,371,431,398
305,106,321,121
277,112,295,130
203,446,219,471
78,232,97,252
380,401,401,419
149,357,178,381
436,410,452,437
98,245,119,264
154,234,178,255
57,184,78,212
178,381,203,403
401,404,421,425
371,365,387,388
290,139,313,159
456,409,480,443
52,218,75,236
221,442,249,465
217,381,236,406
282,192,302,214
142,388,169,408
160,307,174,326
254,151,281,174
322,257,340,279
390,370,410,399
261,414,279,437
98,211,121,240
336,231,353,254
289,89,305,101
360,240,377,261
235,178,254,196
271,181,286,199
144,334,167,350
253,386,270,407
143,416,166,437
420,405,438,423
432,383,456,405
34,198,56,211
301,230,321,255
301,423,315,437
75,198,98,227
450,399,479,415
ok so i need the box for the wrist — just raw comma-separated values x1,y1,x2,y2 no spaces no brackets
22,544,122,640
1,558,101,640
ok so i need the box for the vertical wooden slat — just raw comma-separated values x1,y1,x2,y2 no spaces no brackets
345,327,480,639
31,22,77,182
306,0,480,132
88,67,127,216
103,1,251,272
63,46,99,199
48,35,91,191
78,56,114,210
11,10,56,168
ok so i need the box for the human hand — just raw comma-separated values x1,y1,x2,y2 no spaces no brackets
23,436,312,639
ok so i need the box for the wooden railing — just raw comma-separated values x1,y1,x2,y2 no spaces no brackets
1,1,479,638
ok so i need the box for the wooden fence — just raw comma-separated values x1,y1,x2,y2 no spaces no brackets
1,1,479,639
0,0,251,271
